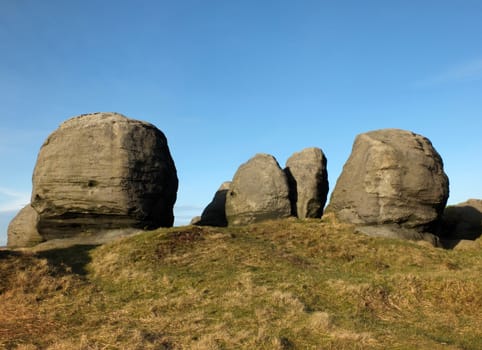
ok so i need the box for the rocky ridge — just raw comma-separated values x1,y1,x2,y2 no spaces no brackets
7,117,479,248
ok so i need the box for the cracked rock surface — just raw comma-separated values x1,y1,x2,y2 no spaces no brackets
8,112,178,246
327,129,449,236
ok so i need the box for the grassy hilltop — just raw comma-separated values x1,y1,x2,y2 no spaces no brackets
1,214,481,349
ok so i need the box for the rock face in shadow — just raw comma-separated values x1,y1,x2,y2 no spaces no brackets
285,147,328,219
8,112,178,246
442,199,482,240
327,129,449,242
196,182,231,227
226,154,291,226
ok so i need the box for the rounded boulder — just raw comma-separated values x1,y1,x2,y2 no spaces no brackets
226,154,291,226
327,129,449,234
25,112,178,241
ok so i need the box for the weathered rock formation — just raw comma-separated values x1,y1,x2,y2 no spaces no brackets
8,112,178,246
201,148,329,226
7,205,43,247
196,182,231,227
285,147,328,219
442,199,482,240
226,154,291,226
327,129,449,242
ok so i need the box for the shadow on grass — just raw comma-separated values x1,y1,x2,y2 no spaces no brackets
0,249,23,259
37,244,99,276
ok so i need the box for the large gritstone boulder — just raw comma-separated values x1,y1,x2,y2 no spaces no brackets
327,129,449,240
285,147,329,219
9,112,178,245
196,182,231,227
226,154,291,226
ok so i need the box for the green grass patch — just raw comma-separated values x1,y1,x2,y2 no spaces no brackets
1,216,481,349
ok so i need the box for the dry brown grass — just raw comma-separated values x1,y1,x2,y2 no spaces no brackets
0,251,80,349
1,215,481,349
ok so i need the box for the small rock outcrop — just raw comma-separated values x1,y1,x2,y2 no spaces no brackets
8,112,178,246
327,129,449,241
190,216,202,225
285,147,328,219
226,154,291,226
7,205,43,247
442,199,482,240
196,182,231,227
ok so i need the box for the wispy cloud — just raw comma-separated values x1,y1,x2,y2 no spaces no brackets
0,128,47,155
174,204,204,226
175,204,204,212
415,58,482,87
0,187,30,213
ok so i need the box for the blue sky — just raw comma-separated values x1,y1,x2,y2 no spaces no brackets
1,0,482,245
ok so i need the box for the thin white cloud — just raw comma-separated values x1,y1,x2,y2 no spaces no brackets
174,204,204,212
0,127,48,157
415,58,482,87
174,204,204,226
0,187,30,213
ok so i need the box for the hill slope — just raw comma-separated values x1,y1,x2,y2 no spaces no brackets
1,214,481,349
